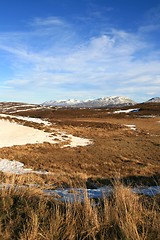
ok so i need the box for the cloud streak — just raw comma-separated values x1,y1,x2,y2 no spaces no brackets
32,17,65,26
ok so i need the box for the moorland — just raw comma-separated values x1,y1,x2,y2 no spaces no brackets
0,101,159,239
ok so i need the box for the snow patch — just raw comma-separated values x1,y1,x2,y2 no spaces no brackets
0,118,92,148
0,159,48,174
139,115,156,118
63,135,92,148
114,108,139,114
124,124,136,130
0,114,51,126
9,106,45,114
0,119,58,147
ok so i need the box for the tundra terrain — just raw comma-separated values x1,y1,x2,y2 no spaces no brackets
0,102,159,187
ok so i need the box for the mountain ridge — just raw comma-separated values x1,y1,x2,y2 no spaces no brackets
43,96,137,108
146,97,160,103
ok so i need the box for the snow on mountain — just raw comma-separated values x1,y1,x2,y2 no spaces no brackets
43,99,81,107
79,96,136,108
43,96,136,108
146,97,160,103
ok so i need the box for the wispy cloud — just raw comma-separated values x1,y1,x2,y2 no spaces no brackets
0,15,159,102
32,16,65,26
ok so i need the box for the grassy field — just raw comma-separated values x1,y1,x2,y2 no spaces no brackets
0,103,159,187
0,102,159,239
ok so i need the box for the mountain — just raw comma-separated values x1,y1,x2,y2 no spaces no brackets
146,97,160,103
43,99,82,107
43,96,136,108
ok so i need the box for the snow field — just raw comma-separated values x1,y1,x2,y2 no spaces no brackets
0,114,92,148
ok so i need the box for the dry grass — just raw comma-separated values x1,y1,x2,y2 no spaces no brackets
0,171,89,190
0,103,159,239
0,180,159,240
0,110,159,183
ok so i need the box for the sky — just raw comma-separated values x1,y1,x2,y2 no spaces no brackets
0,0,160,103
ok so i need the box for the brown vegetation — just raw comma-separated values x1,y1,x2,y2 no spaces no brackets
0,181,159,240
0,103,159,187
0,103,159,239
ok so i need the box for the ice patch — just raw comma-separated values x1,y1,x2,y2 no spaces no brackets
44,187,113,202
44,186,160,202
132,186,160,196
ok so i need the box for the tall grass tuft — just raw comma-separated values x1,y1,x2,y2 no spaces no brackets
0,181,159,240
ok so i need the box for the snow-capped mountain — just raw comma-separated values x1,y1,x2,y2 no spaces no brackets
43,96,136,108
146,97,160,103
43,99,82,107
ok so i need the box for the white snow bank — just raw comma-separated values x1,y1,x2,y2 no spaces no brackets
0,119,92,148
114,108,139,114
0,159,47,174
0,113,51,126
0,119,58,148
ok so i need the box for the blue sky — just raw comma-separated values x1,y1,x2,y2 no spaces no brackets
0,0,160,103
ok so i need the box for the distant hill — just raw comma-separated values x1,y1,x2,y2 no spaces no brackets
43,96,137,108
146,97,160,103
